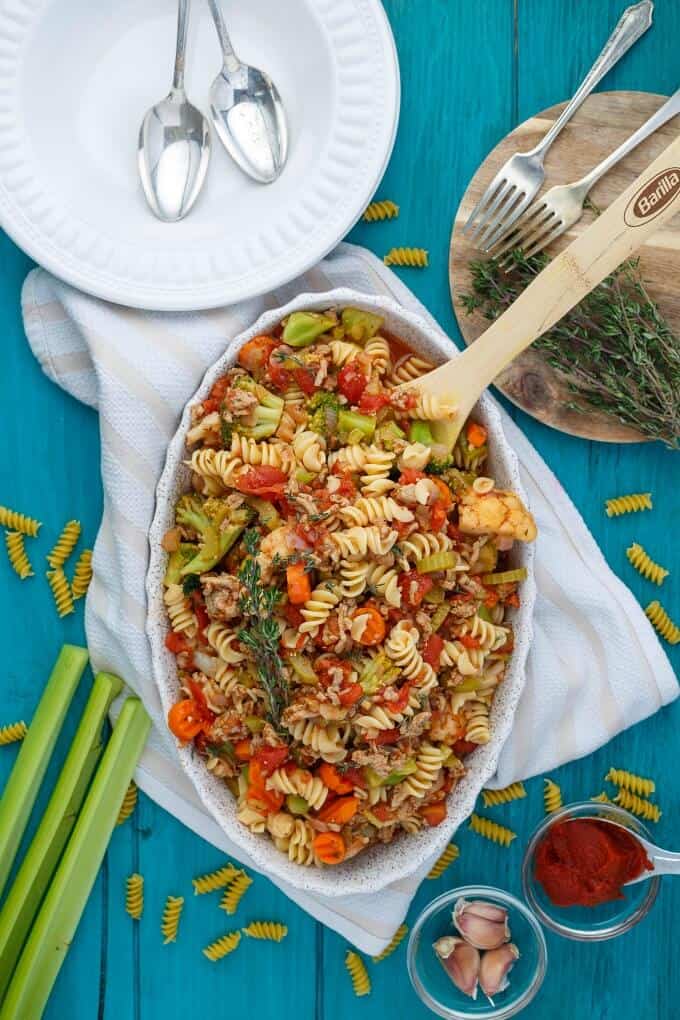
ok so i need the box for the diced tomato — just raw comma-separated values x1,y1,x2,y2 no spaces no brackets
252,744,289,776
342,766,367,790
398,468,427,485
372,728,401,745
234,739,253,762
294,367,318,396
430,478,453,509
505,592,520,609
168,700,204,742
328,467,357,499
337,362,368,404
447,523,465,541
420,801,447,826
358,390,390,414
238,335,277,375
453,739,478,758
371,803,396,822
282,602,305,628
236,466,288,498
186,678,213,719
483,590,500,609
202,375,230,412
338,683,364,707
295,521,324,547
267,347,293,391
458,634,481,650
315,655,353,688
273,495,296,520
398,571,434,608
428,503,448,531
247,784,284,813
165,631,192,655
379,682,411,715
423,634,444,668
393,518,414,538
286,562,312,605
193,601,210,637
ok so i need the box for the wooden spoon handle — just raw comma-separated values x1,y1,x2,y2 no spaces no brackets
417,131,680,445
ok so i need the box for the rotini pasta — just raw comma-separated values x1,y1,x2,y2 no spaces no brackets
285,720,349,763
383,247,428,267
613,789,661,822
440,639,485,675
408,392,457,421
371,923,409,962
366,563,402,607
71,548,93,598
164,584,197,638
266,767,329,810
46,568,75,618
362,199,399,221
645,600,680,645
0,720,28,745
626,543,669,586
464,699,490,745
398,744,449,799
543,778,563,814
339,560,371,599
605,767,655,798
468,814,516,847
192,863,240,895
242,921,288,942
364,336,391,374
220,872,253,914
161,895,184,944
591,791,613,804
0,505,41,536
389,353,434,386
398,441,431,472
426,843,460,880
338,496,413,527
206,623,246,662
481,782,526,807
299,581,342,635
605,492,652,517
116,780,138,825
125,873,144,919
5,531,33,579
202,931,242,961
360,446,396,496
293,430,326,473
331,525,398,560
47,519,81,568
345,951,371,996
329,339,362,367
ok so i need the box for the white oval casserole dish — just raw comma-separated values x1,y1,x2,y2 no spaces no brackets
146,288,536,896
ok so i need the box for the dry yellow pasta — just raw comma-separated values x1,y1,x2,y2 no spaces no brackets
192,863,240,895
116,781,138,826
46,568,75,618
362,199,399,222
345,950,371,996
5,531,33,579
614,788,661,822
202,931,241,961
0,721,28,745
161,895,184,944
47,519,81,568
626,543,669,586
71,549,93,599
606,767,655,798
481,782,526,807
219,872,252,915
372,924,408,962
543,778,563,814
605,492,652,517
242,921,288,942
125,874,144,920
645,600,680,645
0,505,41,536
591,792,613,804
468,813,516,847
383,247,428,268
427,843,460,881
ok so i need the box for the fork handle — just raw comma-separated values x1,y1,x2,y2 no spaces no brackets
579,87,680,193
531,1,653,159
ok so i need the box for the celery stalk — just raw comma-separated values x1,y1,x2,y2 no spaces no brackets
0,697,150,1020
0,645,88,900
0,672,122,1001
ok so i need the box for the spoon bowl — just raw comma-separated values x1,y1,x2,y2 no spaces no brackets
584,816,680,886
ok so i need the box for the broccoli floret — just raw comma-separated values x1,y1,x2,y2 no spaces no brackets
375,421,405,450
307,391,341,435
282,311,337,347
426,454,454,475
232,376,284,440
337,409,375,443
175,497,251,575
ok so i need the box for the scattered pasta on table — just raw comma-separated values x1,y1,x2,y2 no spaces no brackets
242,921,288,942
0,720,28,745
47,519,81,568
220,873,253,915
46,568,75,618
71,548,93,598
346,950,371,996
481,781,526,807
0,505,41,536
116,781,138,825
543,778,563,814
426,843,460,880
202,931,241,961
626,543,669,586
5,531,33,579
645,601,680,645
362,199,399,222
613,788,661,822
372,923,408,962
192,864,240,895
605,767,655,798
125,874,144,920
604,492,652,517
383,247,429,267
468,813,516,847
161,895,184,944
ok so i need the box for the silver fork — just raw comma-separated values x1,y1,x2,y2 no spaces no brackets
490,86,680,260
463,0,653,250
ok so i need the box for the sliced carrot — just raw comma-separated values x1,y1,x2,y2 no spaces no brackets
318,762,354,795
233,739,253,762
287,562,312,605
430,477,453,508
351,603,386,646
466,421,488,448
420,800,447,826
313,832,346,865
316,796,359,825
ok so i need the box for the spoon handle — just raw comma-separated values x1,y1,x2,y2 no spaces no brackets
207,0,240,71
651,849,680,878
172,0,190,91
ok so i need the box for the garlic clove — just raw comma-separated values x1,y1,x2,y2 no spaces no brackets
479,943,520,999
433,936,481,999
452,898,510,950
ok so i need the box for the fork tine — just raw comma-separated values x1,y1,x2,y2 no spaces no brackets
488,202,550,257
479,187,528,249
494,206,556,258
509,213,559,258
466,179,514,242
522,220,566,260
482,190,535,251
463,170,508,236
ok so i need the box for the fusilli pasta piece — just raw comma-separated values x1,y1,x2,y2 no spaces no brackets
339,560,371,599
286,720,349,763
464,699,490,745
383,247,428,267
299,581,342,635
459,614,509,652
626,543,669,585
366,563,402,608
331,526,398,560
203,931,241,961
613,789,661,822
192,863,240,895
47,519,81,568
242,921,288,942
71,548,93,598
543,779,563,814
408,392,457,421
645,600,680,644
206,622,246,662
285,819,317,866
481,782,526,807
293,430,326,473
591,791,613,804
339,496,413,528
0,505,41,536
426,844,460,880
267,767,329,810
385,621,434,687
362,199,399,221
5,531,33,579
468,814,516,847
161,895,184,944
328,444,367,472
345,950,371,996
0,720,28,745
164,584,197,638
389,353,434,386
220,872,253,914
440,639,485,676
125,873,144,919
397,744,449,799
605,767,655,797
360,446,396,496
329,339,362,366
230,434,294,471
237,802,267,833
364,336,391,374
372,923,409,962
605,492,652,517
398,442,431,472
46,568,75,618
399,531,453,563
116,781,138,825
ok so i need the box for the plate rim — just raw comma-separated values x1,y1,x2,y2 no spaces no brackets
0,0,400,310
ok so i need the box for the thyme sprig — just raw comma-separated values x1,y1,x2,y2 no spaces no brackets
237,529,288,730
460,250,680,447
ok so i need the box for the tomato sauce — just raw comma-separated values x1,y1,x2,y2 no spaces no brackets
534,818,653,907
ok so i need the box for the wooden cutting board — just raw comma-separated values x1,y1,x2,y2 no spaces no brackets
449,91,680,443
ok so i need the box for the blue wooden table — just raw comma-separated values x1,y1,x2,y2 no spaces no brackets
1,1,678,1017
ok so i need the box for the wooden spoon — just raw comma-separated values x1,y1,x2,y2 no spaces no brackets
399,134,680,448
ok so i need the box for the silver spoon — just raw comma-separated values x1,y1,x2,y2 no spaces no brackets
138,0,211,221
583,816,680,885
206,0,288,184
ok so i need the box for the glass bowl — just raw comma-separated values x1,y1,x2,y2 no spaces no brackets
407,886,547,1020
522,801,660,941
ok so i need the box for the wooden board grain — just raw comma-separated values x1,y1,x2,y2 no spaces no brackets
450,90,680,443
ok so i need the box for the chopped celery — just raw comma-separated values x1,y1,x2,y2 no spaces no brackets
341,308,383,341
481,568,528,585
282,311,336,347
163,544,196,586
286,795,309,816
430,604,450,632
295,468,317,484
417,551,458,573
246,496,281,532
180,522,246,576
0,697,150,1020
338,409,375,443
244,716,265,734
363,767,383,790
359,652,397,694
382,760,417,786
408,421,434,445
0,645,88,901
470,542,498,575
0,671,121,1001
477,604,492,622
453,677,484,693
423,586,446,605
288,655,317,685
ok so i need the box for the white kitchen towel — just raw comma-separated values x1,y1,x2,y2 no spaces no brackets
21,243,677,955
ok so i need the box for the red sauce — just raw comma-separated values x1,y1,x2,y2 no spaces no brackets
534,819,653,907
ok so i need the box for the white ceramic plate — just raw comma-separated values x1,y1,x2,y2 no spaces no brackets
146,289,537,896
0,0,399,309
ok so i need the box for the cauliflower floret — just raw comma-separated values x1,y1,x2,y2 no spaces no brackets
458,488,537,542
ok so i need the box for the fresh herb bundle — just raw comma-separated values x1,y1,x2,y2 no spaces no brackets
460,250,680,447
237,529,289,730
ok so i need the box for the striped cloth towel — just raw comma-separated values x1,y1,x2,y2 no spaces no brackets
21,243,677,955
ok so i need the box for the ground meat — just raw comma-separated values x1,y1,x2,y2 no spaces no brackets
223,386,259,417
201,574,242,620
351,747,409,778
208,712,248,742
401,710,432,739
